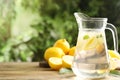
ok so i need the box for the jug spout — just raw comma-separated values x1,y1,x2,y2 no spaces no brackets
74,12,89,27
74,12,107,29
74,12,90,21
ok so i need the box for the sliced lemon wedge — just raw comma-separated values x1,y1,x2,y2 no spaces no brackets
108,50,120,60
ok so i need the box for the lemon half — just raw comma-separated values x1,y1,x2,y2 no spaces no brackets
48,57,62,70
62,55,74,68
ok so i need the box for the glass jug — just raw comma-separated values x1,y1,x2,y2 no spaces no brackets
72,12,118,79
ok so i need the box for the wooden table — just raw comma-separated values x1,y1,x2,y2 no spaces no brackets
0,62,120,80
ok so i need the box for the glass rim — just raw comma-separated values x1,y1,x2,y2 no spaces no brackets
81,18,108,21
74,12,108,21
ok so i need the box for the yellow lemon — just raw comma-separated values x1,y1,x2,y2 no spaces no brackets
48,57,62,70
84,37,97,50
68,46,76,56
96,43,104,54
108,50,120,70
54,39,70,54
44,47,65,61
110,58,117,70
62,55,74,68
108,50,120,60
97,69,108,74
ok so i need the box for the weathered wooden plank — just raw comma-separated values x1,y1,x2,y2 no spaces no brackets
0,62,74,80
0,62,120,80
0,62,50,71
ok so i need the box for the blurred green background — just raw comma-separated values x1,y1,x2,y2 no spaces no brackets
0,0,120,62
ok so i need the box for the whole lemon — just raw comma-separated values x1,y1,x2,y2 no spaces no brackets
68,46,76,56
54,39,70,54
44,47,65,61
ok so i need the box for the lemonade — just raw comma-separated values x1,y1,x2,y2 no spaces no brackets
73,12,118,79
72,29,110,78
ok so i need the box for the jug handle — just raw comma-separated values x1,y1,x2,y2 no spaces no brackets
106,23,118,52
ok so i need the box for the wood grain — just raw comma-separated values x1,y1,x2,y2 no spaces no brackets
0,62,120,80
0,62,74,80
